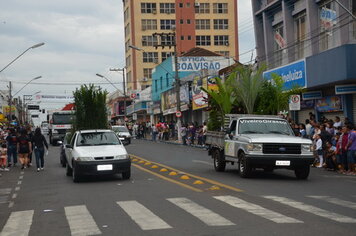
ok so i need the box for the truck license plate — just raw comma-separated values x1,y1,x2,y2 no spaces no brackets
97,164,113,171
276,161,290,166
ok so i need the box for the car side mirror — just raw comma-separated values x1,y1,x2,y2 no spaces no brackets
65,144,73,149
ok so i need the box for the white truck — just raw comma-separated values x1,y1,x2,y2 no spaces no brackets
48,110,74,145
206,115,314,179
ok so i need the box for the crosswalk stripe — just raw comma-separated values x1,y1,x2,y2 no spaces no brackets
264,196,356,223
308,196,356,210
167,197,235,226
0,210,34,236
214,195,302,223
117,201,172,230
64,205,102,236
0,188,11,195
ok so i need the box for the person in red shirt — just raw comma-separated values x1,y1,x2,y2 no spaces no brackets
336,126,349,173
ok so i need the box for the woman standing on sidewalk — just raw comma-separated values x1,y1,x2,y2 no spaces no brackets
17,129,32,170
32,128,48,172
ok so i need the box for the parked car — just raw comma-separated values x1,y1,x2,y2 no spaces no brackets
65,129,131,182
58,132,71,168
112,125,131,144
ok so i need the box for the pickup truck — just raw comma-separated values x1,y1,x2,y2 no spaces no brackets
206,115,314,179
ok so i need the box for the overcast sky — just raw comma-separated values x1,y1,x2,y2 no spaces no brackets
0,0,255,110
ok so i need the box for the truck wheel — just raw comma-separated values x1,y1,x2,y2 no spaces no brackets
239,152,252,178
295,166,310,180
213,149,226,172
66,163,72,176
122,169,131,180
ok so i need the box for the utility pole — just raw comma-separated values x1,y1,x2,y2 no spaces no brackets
152,32,182,142
8,81,12,125
109,68,127,120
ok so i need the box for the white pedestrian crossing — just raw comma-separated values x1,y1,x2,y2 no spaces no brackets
64,205,102,236
0,210,34,236
167,197,235,226
116,200,172,230
308,195,356,210
0,188,11,204
214,195,302,223
263,196,356,223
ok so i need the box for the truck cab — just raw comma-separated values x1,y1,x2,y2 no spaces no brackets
48,111,74,145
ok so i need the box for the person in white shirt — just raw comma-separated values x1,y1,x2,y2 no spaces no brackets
315,134,323,168
333,116,343,129
305,119,312,137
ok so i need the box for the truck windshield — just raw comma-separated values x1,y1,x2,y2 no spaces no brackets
77,132,121,146
239,119,294,135
112,126,129,132
53,114,74,124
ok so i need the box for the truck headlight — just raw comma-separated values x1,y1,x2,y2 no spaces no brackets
302,144,313,152
114,154,129,160
53,130,58,134
76,157,93,161
247,143,262,151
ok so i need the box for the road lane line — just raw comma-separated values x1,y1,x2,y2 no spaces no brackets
0,188,12,195
0,210,34,236
17,181,22,185
264,196,356,223
64,205,102,236
132,164,202,192
192,160,213,166
19,176,23,179
8,201,14,208
131,155,243,192
117,201,172,230
15,187,20,191
307,196,356,210
167,197,234,226
12,193,17,199
214,195,302,223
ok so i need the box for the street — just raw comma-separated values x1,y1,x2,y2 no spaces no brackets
0,139,356,236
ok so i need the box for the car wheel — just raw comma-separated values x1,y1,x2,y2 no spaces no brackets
239,152,252,178
61,158,66,168
213,149,226,172
72,164,81,183
122,169,131,180
295,165,310,180
66,162,72,176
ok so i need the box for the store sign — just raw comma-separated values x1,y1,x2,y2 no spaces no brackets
289,95,301,111
2,106,16,113
335,84,356,95
132,113,137,120
274,31,286,49
316,95,342,112
174,57,234,72
192,76,208,110
320,7,337,30
35,95,74,102
263,59,307,91
302,91,322,100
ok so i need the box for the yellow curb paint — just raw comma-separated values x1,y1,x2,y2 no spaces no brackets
144,162,152,166
193,180,204,185
180,175,190,180
169,171,178,176
208,185,221,190
138,160,145,164
151,165,159,169
160,168,168,172
132,159,138,162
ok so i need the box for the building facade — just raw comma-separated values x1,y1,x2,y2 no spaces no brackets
123,0,239,92
252,0,356,124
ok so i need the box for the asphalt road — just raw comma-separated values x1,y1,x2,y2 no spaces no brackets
0,139,355,236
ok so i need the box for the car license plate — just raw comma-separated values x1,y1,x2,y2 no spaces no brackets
97,164,113,171
276,161,290,166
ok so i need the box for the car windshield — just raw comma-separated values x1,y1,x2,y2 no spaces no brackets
53,114,74,124
76,132,121,146
238,119,294,136
112,126,129,132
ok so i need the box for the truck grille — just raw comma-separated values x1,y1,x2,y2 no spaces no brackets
263,143,301,154
57,129,67,134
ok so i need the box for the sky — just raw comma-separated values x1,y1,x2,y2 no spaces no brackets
0,0,255,110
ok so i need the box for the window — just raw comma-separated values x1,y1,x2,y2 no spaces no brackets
126,55,131,67
141,3,157,13
162,52,174,61
195,3,210,13
143,52,158,63
161,35,175,46
196,35,211,46
179,3,183,8
142,19,157,30
187,35,192,40
353,0,356,39
160,19,175,30
215,51,230,56
155,80,158,92
180,19,184,24
214,35,229,45
143,68,153,79
295,11,306,60
187,19,191,24
124,23,130,36
160,76,163,89
124,8,129,21
214,19,228,30
160,3,175,14
186,3,191,8
181,36,184,40
142,35,158,46
166,73,169,87
319,0,336,51
125,39,130,52
196,19,210,30
213,3,228,13
273,23,284,67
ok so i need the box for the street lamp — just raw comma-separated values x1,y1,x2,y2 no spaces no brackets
0,42,45,73
95,73,120,91
109,68,127,118
12,76,42,97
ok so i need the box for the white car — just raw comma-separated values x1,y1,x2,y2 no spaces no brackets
65,129,131,182
112,125,131,144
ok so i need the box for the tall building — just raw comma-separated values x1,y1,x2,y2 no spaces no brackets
252,0,356,124
123,0,239,91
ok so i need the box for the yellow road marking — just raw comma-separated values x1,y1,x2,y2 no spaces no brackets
160,168,168,172
193,180,204,185
180,175,190,180
169,171,178,176
132,164,202,192
151,165,159,169
130,154,243,192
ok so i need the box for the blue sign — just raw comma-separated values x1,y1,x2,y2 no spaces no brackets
302,91,322,100
263,59,307,90
335,84,356,94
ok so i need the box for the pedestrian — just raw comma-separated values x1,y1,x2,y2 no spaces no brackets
0,143,9,171
32,127,49,172
181,124,187,145
202,122,208,145
26,126,34,167
324,142,337,171
299,124,307,138
17,129,32,170
315,134,323,168
151,124,158,141
305,119,312,138
346,125,356,175
6,128,18,167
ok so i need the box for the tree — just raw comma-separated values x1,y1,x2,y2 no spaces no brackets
73,84,108,131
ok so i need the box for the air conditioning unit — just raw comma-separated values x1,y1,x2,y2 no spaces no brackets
153,59,159,64
142,77,148,82
195,2,200,7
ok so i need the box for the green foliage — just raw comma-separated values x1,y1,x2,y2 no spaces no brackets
73,84,108,131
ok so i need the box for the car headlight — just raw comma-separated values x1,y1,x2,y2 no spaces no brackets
302,144,313,152
247,143,263,151
114,154,129,160
76,157,93,161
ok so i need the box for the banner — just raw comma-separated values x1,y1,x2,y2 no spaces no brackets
161,84,189,115
274,31,286,49
34,95,74,102
316,95,342,112
192,76,208,110
320,7,337,30
173,57,234,72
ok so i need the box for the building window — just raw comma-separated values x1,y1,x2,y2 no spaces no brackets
180,19,184,24
179,3,183,8
319,0,337,51
196,35,211,46
124,8,130,21
187,19,191,24
142,35,158,46
181,36,184,40
161,35,175,46
160,3,175,14
196,19,210,30
295,11,306,60
143,52,158,63
166,73,169,87
186,3,191,8
213,19,228,30
126,55,131,67
195,3,210,13
142,19,157,30
155,80,158,92
353,0,356,39
162,52,174,61
143,68,153,79
213,3,228,14
125,39,130,52
273,23,284,67
160,19,176,30
188,35,192,40
160,76,163,89
124,23,130,36
214,51,230,57
214,35,229,46
141,3,157,14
